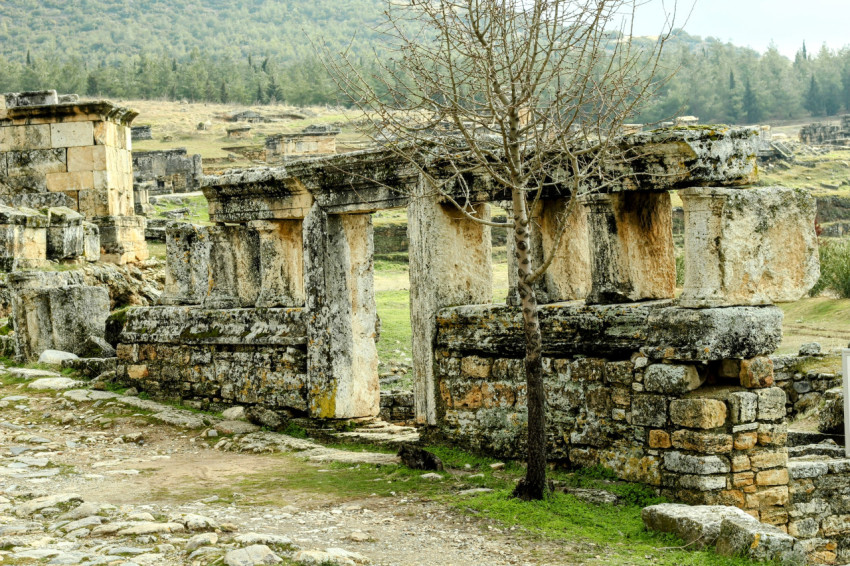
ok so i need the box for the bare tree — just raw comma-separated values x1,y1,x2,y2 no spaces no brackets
324,0,678,500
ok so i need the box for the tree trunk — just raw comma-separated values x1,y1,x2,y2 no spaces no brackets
510,188,548,501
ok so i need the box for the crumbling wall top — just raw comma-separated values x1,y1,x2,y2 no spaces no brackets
0,91,138,127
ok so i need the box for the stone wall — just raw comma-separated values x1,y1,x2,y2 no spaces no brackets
433,302,792,520
117,307,308,411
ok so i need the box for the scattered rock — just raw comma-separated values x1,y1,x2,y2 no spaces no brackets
798,342,822,356
562,488,619,505
245,406,287,431
16,493,83,517
38,350,79,365
398,444,443,471
185,532,218,551
819,388,843,434
234,533,295,548
27,377,84,390
224,544,282,566
420,473,443,481
215,420,260,435
222,406,247,420
169,512,218,531
116,522,185,536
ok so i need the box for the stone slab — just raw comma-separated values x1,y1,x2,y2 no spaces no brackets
436,302,782,361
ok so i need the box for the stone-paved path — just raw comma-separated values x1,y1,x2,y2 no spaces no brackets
0,370,591,565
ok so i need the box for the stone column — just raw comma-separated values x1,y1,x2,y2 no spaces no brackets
250,219,305,308
161,223,211,305
677,187,819,307
204,225,261,309
504,197,591,304
408,189,492,425
581,191,675,304
304,205,379,419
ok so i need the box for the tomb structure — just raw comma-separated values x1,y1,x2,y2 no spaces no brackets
117,126,850,562
265,125,341,162
0,90,147,264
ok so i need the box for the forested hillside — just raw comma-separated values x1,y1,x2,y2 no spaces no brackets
1,0,849,124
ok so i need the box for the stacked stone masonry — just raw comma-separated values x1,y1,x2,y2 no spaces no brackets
114,124,849,563
0,90,147,264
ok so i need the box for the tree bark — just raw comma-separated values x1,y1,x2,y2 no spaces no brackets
510,187,548,501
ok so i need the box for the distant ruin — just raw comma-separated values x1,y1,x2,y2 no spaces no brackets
132,148,203,208
800,115,850,146
265,125,341,162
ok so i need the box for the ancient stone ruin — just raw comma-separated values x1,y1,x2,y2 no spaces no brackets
265,125,341,162
0,90,148,264
800,116,850,146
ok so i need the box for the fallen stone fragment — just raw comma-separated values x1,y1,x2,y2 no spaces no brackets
185,532,218,551
169,512,218,531
214,420,260,435
63,389,119,402
15,493,82,517
58,501,103,521
563,488,619,505
10,368,60,379
27,377,84,391
234,533,295,548
224,544,282,566
38,350,79,365
116,522,185,536
60,515,104,532
222,406,247,420
641,503,758,548
292,548,371,566
420,472,443,481
715,516,805,565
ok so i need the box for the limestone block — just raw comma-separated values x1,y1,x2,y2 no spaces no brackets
66,145,107,172
756,388,787,421
161,223,211,305
50,121,94,148
438,303,782,362
728,391,758,424
4,90,58,108
45,171,94,193
644,364,703,394
78,189,110,217
630,394,667,427
0,124,52,151
506,197,591,303
304,207,379,419
581,191,675,304
93,121,118,147
6,148,67,177
670,398,727,429
12,284,110,361
96,215,148,264
46,206,84,260
82,222,99,262
642,504,759,548
671,430,733,453
0,205,48,271
204,225,261,309
678,187,819,307
664,451,730,475
245,219,304,308
715,517,805,565
409,194,492,425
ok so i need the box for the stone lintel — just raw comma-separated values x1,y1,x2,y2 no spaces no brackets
120,306,307,346
200,127,756,222
0,100,138,127
436,301,781,361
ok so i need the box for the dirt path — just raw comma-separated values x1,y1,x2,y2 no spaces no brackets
0,378,588,566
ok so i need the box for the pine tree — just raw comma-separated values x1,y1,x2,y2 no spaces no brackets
729,70,736,91
743,79,762,123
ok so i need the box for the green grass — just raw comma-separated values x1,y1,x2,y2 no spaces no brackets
760,150,850,195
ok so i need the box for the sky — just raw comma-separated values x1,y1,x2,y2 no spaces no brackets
631,0,850,59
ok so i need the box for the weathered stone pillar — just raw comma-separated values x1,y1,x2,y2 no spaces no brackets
204,225,261,309
504,198,591,305
581,191,675,304
408,190,492,425
678,187,819,307
304,205,379,418
161,223,211,305
250,219,305,308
